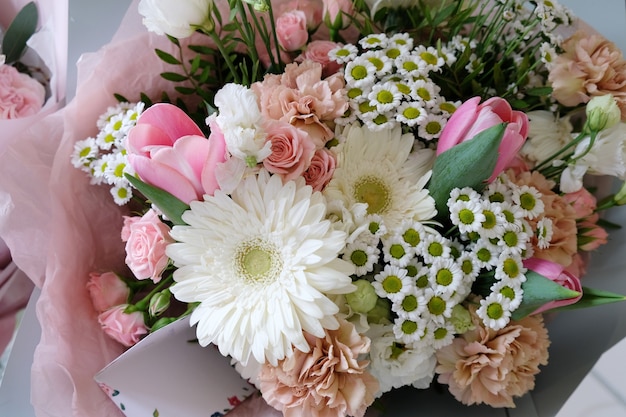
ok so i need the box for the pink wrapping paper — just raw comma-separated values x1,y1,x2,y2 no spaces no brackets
0,2,207,415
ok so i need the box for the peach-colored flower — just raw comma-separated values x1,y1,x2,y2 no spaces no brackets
506,169,578,267
296,40,343,78
259,318,379,417
435,304,550,408
0,63,45,119
262,120,316,181
562,187,598,219
252,60,348,149
549,30,626,119
303,148,336,191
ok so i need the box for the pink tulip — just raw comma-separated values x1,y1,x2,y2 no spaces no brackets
523,257,582,315
437,97,529,183
127,103,226,204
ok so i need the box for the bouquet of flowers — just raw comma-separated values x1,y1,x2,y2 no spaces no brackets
3,0,626,416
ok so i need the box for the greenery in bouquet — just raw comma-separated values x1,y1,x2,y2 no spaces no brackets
70,0,626,415
0,1,48,119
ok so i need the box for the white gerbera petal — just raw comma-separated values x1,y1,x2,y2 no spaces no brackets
167,170,355,366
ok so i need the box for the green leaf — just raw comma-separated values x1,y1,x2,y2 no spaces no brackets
160,72,188,82
429,123,505,219
114,93,130,103
125,174,189,225
510,271,581,320
526,86,553,97
552,287,626,312
2,2,38,64
155,48,181,65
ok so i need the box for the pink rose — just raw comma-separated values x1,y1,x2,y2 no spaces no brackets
578,216,608,251
303,148,336,191
86,271,131,313
98,305,148,347
296,40,343,77
0,64,45,119
276,10,309,52
121,209,174,283
276,0,323,30
127,103,226,204
437,97,529,183
523,257,582,315
562,188,598,219
263,120,316,181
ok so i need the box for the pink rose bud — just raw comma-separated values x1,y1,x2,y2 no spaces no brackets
295,40,343,77
86,271,131,313
524,257,583,315
0,64,46,119
303,148,336,191
578,219,608,251
437,97,529,183
98,305,148,347
121,209,174,283
276,10,309,52
262,120,316,181
322,0,353,30
562,187,598,219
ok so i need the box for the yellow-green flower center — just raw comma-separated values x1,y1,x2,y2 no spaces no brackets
403,228,420,247
482,210,497,229
502,258,520,278
350,65,368,80
476,247,492,262
386,48,401,59
436,269,453,286
428,296,446,315
354,176,391,214
402,107,421,120
348,87,363,99
415,274,429,289
235,239,282,284
519,192,537,211
367,57,385,71
420,51,438,66
433,327,448,340
416,87,431,101
428,241,444,257
458,208,475,225
500,286,516,300
401,294,418,312
389,244,406,260
350,249,368,267
376,90,394,104
486,302,504,319
402,61,419,72
382,275,403,294
401,319,418,334
502,231,518,248
425,121,442,135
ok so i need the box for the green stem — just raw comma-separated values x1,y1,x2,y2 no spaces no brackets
128,274,175,313
208,31,241,84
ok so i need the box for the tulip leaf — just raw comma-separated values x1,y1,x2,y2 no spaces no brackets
429,123,506,220
2,2,38,64
125,174,189,225
510,271,581,321
550,287,626,312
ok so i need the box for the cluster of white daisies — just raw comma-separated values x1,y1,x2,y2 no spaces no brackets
71,102,144,205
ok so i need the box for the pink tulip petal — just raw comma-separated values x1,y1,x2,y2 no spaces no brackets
481,97,513,120
129,154,200,204
127,124,177,156
136,103,204,141
201,124,227,196
436,96,481,154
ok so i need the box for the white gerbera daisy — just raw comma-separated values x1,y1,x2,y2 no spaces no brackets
324,123,436,230
167,171,355,366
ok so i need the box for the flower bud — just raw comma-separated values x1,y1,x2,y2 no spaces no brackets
586,94,621,132
243,0,269,12
367,297,392,324
151,316,178,333
345,279,378,314
615,181,626,205
449,304,474,333
149,289,171,317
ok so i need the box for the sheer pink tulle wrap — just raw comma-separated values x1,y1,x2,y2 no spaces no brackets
0,9,212,417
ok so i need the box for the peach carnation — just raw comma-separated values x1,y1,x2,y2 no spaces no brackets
549,30,626,119
259,318,379,417
252,60,348,149
435,304,550,408
506,169,578,267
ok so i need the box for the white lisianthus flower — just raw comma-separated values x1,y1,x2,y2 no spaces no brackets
138,0,214,38
366,324,436,396
212,83,271,166
167,170,355,366
522,110,573,164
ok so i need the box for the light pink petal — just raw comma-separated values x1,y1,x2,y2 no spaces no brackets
463,107,504,141
128,154,199,204
127,123,176,156
201,124,228,196
136,103,204,141
481,97,513,120
437,96,481,154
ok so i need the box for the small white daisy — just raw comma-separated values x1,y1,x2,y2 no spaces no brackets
497,227,530,256
490,280,524,311
477,293,512,330
418,232,452,264
359,33,388,49
449,199,486,234
110,183,133,206
413,45,446,73
535,217,554,249
382,235,413,267
71,137,98,170
512,185,545,219
392,288,426,318
471,239,501,270
477,200,506,239
343,240,380,276
424,320,456,349
393,316,427,344
418,113,447,141
428,258,463,296
373,264,413,302
422,288,454,321
494,252,527,282
395,101,426,127
329,43,359,64
368,82,402,113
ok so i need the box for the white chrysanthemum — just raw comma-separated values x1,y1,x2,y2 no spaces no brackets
382,235,412,267
343,239,379,276
449,199,486,234
490,280,524,311
494,252,527,282
324,123,436,230
373,264,413,302
536,217,554,249
167,171,355,366
522,111,574,164
111,183,133,206
477,293,512,330
366,323,436,396
329,43,359,64
512,185,544,219
71,137,98,170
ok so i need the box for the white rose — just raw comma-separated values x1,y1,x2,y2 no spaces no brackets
138,0,214,38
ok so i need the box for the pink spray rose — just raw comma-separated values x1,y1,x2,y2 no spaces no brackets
276,10,309,52
121,209,174,283
523,257,583,315
303,147,336,191
578,214,609,251
127,103,226,204
263,120,316,181
322,0,354,29
86,271,131,313
437,97,529,182
562,187,598,219
275,0,323,31
0,64,46,119
98,305,149,347
296,40,343,77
